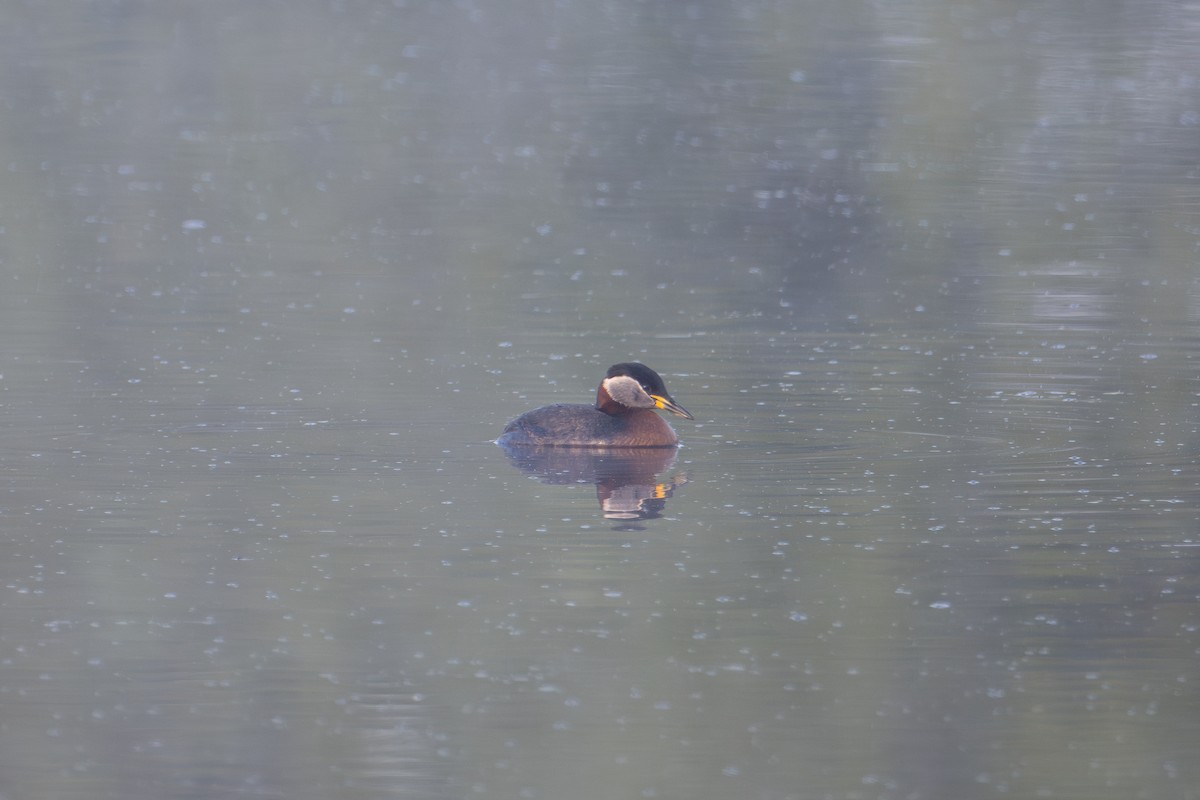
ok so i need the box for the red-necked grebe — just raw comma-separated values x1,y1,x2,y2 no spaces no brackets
497,362,693,448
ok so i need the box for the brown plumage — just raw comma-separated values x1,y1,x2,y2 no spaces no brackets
497,363,693,448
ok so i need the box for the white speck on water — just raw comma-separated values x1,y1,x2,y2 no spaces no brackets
789,69,806,83
930,601,951,609
182,219,206,230
1139,353,1157,360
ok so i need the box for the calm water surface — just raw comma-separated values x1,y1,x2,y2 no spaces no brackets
1,3,1198,800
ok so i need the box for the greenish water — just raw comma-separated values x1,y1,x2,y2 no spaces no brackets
1,2,1197,799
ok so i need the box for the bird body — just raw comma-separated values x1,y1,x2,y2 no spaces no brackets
498,363,692,448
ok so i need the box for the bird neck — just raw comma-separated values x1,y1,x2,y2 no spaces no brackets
595,383,624,416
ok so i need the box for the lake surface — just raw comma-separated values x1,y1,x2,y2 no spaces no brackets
1,2,1198,799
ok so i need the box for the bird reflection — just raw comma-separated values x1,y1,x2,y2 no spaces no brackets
498,444,689,524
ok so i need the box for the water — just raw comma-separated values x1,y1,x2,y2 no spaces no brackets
1,2,1198,799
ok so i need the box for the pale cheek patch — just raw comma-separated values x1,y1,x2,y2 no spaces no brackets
603,375,654,408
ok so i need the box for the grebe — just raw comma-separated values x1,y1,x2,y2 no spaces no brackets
497,362,693,448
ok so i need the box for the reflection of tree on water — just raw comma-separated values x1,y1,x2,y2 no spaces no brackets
497,444,690,523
